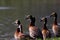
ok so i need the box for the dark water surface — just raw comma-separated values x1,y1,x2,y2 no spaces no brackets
0,0,60,40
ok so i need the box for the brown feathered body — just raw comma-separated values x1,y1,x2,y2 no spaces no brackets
52,20,60,37
26,15,43,40
41,17,51,40
14,20,27,40
50,12,60,37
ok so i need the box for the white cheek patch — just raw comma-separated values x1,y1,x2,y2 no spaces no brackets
18,25,21,32
18,25,21,28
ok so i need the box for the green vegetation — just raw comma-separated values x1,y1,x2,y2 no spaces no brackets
37,37,60,40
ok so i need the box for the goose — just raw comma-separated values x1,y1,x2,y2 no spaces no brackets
50,12,60,37
14,20,29,40
40,17,51,40
26,15,43,40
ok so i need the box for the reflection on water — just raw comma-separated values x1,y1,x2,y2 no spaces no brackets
0,7,15,10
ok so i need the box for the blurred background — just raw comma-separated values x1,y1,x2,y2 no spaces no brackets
0,0,60,40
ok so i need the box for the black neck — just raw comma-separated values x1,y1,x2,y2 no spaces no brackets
42,18,48,30
54,16,57,25
17,25,23,33
30,17,35,26
30,22,35,26
17,28,20,32
43,22,48,30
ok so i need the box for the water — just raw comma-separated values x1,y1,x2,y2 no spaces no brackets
0,0,60,40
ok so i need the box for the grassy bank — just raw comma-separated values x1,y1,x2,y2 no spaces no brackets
37,37,60,40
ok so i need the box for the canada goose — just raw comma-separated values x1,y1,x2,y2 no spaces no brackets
50,12,60,37
14,20,29,40
40,17,51,40
26,15,43,40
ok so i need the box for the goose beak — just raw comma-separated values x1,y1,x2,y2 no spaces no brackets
25,15,31,21
12,21,17,25
50,12,56,17
25,17,29,20
12,20,18,24
50,13,54,17
40,17,45,22
25,15,30,20
14,19,18,24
